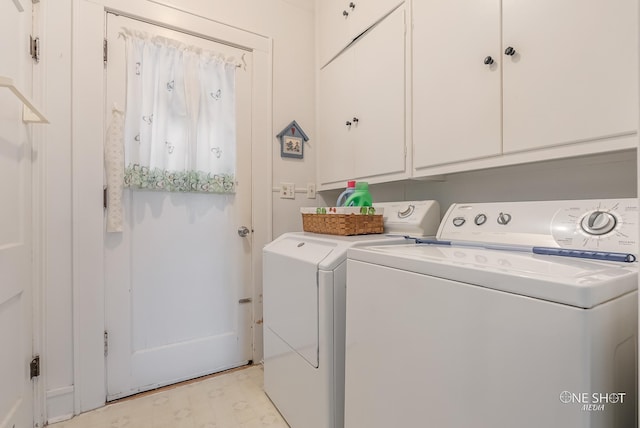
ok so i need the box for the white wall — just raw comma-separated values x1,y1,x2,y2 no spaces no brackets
319,151,637,215
38,0,316,422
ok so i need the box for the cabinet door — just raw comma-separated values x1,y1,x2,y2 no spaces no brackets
349,0,404,43
502,0,638,153
318,0,352,67
319,0,406,68
412,0,502,170
353,6,406,178
318,49,356,186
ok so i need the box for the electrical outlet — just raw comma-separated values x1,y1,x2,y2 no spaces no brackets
280,182,295,199
306,183,316,199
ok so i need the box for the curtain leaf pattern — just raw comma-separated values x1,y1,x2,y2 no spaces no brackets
122,29,238,193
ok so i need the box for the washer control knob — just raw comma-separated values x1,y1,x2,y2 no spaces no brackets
474,214,487,226
452,217,466,227
581,211,617,236
497,212,512,225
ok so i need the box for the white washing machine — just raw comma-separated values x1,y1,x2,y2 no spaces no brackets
263,200,441,428
344,199,638,428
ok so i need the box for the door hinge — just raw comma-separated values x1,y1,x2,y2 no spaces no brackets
104,330,108,357
30,35,40,62
103,186,108,209
103,39,108,65
30,355,40,379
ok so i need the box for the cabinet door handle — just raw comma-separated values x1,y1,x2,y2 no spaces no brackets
352,117,359,123
349,2,356,10
345,120,352,127
484,56,494,65
504,46,516,56
343,10,349,17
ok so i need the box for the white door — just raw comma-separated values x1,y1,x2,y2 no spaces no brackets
502,0,638,153
318,46,355,186
412,0,502,169
353,6,405,179
104,14,253,400
0,1,34,427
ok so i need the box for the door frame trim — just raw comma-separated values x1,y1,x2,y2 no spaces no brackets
71,0,272,413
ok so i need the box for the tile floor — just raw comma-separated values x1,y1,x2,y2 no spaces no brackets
50,365,289,428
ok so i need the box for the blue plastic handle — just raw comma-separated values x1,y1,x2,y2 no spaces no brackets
532,247,636,263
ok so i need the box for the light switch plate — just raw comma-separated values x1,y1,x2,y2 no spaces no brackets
280,182,295,199
307,183,316,199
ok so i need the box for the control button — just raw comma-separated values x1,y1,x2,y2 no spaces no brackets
497,212,512,225
580,211,617,236
452,217,466,227
474,214,487,226
397,204,415,219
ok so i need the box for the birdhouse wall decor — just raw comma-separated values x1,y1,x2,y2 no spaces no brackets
277,120,309,159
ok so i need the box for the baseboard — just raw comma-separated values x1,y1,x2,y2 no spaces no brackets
46,386,75,424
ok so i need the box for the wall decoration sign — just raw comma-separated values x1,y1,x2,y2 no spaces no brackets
277,120,309,159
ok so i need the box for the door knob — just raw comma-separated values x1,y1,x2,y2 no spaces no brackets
484,56,494,65
349,2,356,9
504,46,516,56
237,226,250,237
343,10,349,17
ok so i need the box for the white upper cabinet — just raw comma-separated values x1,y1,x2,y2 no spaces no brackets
413,0,638,174
318,47,356,186
352,7,406,179
413,0,502,170
502,0,638,153
318,6,407,187
318,0,404,67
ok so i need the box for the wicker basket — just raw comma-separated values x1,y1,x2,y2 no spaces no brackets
301,213,384,236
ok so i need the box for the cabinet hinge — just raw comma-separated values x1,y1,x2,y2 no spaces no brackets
103,39,108,65
104,330,108,357
30,35,40,62
30,355,40,379
103,186,108,209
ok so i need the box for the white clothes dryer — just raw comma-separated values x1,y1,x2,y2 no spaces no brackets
344,199,638,428
263,200,441,428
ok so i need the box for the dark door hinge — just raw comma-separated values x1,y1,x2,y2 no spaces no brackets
103,186,108,209
30,355,40,379
104,330,108,357
103,39,108,65
30,35,40,62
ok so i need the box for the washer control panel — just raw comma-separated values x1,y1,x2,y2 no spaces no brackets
550,200,637,253
438,199,638,253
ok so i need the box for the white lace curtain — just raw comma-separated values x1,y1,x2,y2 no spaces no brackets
122,29,238,193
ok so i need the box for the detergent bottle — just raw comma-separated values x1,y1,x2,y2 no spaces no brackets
344,182,373,207
336,180,356,207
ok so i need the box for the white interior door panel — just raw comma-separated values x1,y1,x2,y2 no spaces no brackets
104,13,253,400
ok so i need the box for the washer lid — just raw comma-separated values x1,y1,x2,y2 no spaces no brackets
347,244,637,308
